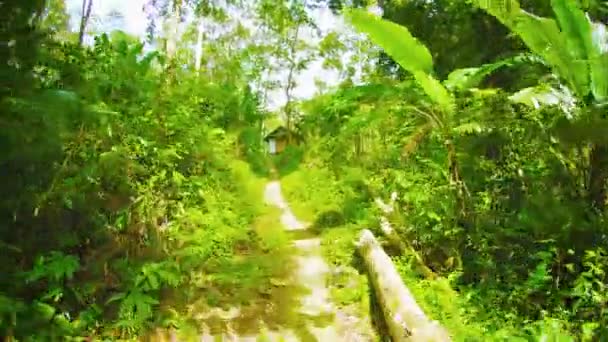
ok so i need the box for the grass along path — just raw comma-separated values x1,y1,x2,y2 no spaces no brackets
152,180,377,341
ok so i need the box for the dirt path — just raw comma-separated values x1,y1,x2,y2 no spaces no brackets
157,181,376,341
264,181,335,337
263,180,375,341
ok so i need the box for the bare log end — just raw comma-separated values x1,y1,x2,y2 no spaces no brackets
411,320,452,342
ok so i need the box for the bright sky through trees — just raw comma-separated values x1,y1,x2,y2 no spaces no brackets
65,0,356,110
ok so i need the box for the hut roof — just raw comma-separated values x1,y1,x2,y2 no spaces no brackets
264,126,290,141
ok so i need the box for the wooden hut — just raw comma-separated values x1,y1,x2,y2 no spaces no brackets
264,126,292,155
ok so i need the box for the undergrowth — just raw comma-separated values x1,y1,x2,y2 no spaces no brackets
6,0,608,340
0,26,291,340
279,158,588,341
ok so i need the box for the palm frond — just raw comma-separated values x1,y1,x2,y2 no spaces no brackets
345,8,434,74
444,54,546,91
345,8,455,112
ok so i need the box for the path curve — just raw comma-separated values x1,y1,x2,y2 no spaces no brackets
263,180,375,341
159,181,377,341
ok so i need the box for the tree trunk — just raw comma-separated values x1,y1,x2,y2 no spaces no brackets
284,64,296,142
355,133,362,156
194,20,204,72
284,24,301,143
78,0,93,46
165,5,180,59
357,229,451,341
446,138,469,221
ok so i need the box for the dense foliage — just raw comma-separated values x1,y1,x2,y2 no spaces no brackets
1,1,284,340
3,0,608,340
285,0,608,339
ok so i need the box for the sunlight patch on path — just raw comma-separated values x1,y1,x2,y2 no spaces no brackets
265,181,334,324
263,180,375,341
264,181,308,230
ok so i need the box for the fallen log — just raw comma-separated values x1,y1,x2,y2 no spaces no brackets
375,196,437,279
357,229,451,342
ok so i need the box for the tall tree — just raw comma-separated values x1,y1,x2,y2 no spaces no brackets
78,0,93,46
192,1,229,72
256,0,317,134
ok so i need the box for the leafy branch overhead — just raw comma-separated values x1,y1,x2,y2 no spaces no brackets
345,9,455,113
345,8,542,113
474,0,608,106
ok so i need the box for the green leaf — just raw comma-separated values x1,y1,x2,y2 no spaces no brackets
590,22,608,101
25,252,80,283
53,314,73,331
412,71,455,112
63,197,73,210
472,0,521,28
147,273,159,289
517,12,589,97
156,269,181,287
474,0,589,97
551,0,593,61
172,170,186,186
444,68,483,91
345,8,434,74
551,0,598,99
33,301,56,321
452,122,484,135
106,292,127,304
590,52,608,101
509,85,575,112
444,54,544,91
343,9,455,111
41,287,64,302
